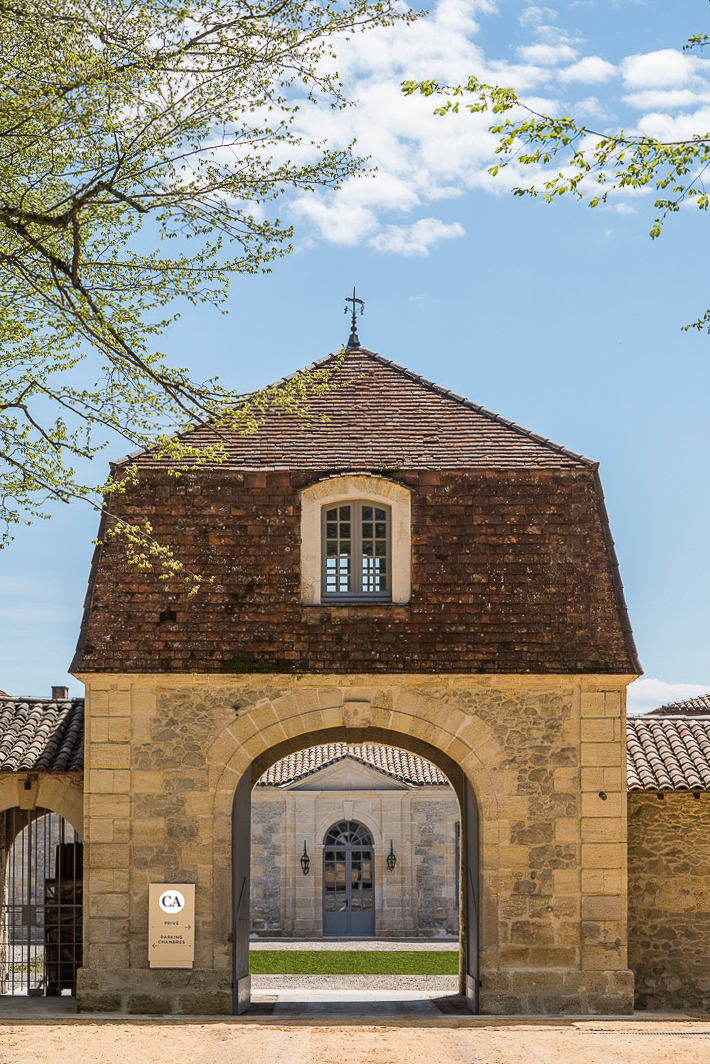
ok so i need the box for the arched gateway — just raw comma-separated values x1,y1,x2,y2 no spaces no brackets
71,343,639,1015
226,700,487,1013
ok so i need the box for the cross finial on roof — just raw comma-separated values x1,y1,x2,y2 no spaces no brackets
344,287,365,349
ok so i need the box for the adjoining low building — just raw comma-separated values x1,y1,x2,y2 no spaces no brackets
627,706,710,1011
0,692,84,995
251,743,459,939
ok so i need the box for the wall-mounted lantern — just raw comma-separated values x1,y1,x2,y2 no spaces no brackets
386,840,397,872
300,841,310,876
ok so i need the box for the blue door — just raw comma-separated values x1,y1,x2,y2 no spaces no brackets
322,821,374,936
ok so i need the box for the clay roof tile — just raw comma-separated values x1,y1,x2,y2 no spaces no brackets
627,716,710,791
256,743,449,787
0,697,84,773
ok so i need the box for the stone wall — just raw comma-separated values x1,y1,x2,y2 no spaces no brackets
250,801,283,934
413,798,457,936
628,792,710,1010
74,673,633,1015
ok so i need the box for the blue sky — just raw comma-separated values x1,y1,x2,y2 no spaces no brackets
2,0,710,713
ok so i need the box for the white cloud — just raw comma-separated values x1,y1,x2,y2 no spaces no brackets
622,49,699,90
574,95,612,120
624,87,710,110
292,198,379,246
627,678,710,716
278,0,710,253
516,2,580,69
369,217,465,255
634,105,710,142
559,55,616,84
519,5,558,31
518,42,578,66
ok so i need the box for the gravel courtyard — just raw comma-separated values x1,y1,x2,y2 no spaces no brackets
1,1019,709,1064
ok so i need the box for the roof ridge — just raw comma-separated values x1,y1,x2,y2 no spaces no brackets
631,714,710,721
648,692,710,714
116,345,596,470
0,696,82,705
257,742,449,787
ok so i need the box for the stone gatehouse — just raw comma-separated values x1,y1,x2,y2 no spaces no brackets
1,342,652,1014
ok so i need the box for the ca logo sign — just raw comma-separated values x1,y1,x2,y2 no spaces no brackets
159,889,185,913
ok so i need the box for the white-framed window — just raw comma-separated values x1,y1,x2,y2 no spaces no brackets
322,501,391,600
299,474,411,605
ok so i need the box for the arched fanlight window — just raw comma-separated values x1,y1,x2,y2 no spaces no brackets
322,501,391,600
323,820,374,847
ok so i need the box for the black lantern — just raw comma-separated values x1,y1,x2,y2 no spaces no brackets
386,840,397,872
300,841,310,875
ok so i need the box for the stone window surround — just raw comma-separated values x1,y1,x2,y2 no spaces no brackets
300,474,412,605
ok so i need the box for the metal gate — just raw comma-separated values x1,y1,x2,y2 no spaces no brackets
0,808,82,996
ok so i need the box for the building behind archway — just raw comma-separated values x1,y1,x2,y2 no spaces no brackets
251,743,459,939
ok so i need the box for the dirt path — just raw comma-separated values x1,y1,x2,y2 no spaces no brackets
0,1021,709,1064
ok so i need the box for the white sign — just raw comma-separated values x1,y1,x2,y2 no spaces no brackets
149,883,195,969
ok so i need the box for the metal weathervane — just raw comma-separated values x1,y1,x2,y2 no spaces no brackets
344,287,365,349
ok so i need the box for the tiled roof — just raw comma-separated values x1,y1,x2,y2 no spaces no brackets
126,348,593,471
257,743,449,787
646,693,710,716
627,716,710,791
0,697,84,772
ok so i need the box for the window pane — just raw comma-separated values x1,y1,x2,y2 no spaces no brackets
325,500,353,592
323,502,390,597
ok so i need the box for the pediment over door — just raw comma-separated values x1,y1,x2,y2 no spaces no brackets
286,756,413,792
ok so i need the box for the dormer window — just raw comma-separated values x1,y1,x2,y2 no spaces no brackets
323,502,391,600
299,474,411,606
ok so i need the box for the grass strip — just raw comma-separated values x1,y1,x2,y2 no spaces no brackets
250,950,458,975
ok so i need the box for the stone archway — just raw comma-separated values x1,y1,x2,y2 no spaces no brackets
209,687,504,1015
0,774,83,836
0,775,84,997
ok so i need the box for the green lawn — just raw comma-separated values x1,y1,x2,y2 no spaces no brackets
250,950,458,975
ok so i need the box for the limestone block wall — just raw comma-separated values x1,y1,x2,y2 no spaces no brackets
250,800,283,934
412,797,458,936
250,787,459,938
74,672,633,1015
628,792,710,1010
